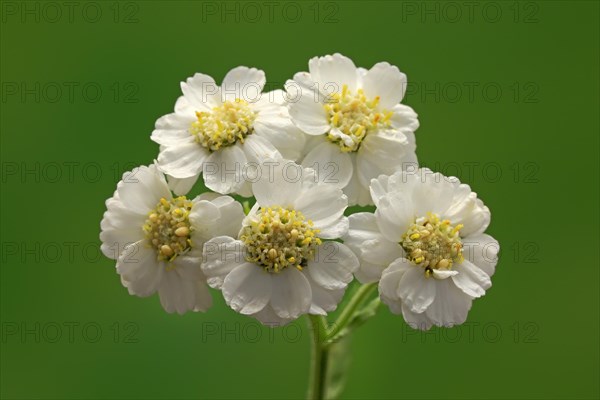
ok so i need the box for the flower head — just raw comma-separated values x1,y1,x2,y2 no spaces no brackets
285,53,419,206
201,160,359,326
343,168,499,330
100,164,245,314
152,66,305,197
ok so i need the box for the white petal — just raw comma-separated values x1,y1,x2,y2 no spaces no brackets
389,104,419,133
167,174,199,196
116,241,163,297
425,279,473,327
157,270,185,313
369,174,390,208
348,214,403,264
452,260,492,298
378,168,457,224
301,131,328,154
222,265,272,315
308,53,358,93
344,213,379,246
251,160,305,207
158,268,208,314
100,225,143,260
252,304,294,327
432,269,458,280
361,62,407,108
401,304,434,331
457,201,491,237
287,89,330,135
116,165,171,215
254,89,287,107
356,67,368,80
409,170,458,217
202,144,247,194
181,73,221,110
357,131,417,189
317,218,349,240
195,192,223,201
151,111,195,146
253,105,306,160
293,182,348,236
100,197,145,259
442,183,491,236
462,233,500,277
171,254,204,279
288,72,317,93
397,267,436,313
101,192,136,224
188,199,220,227
354,261,387,284
193,195,245,240
157,142,208,179
308,242,358,290
235,180,253,198
201,237,248,289
343,155,373,206
374,195,414,243
343,161,362,206
379,292,403,315
378,258,412,314
301,142,353,189
242,134,281,163
304,272,345,315
221,66,266,102
379,258,411,300
363,237,404,267
191,281,213,312
370,167,424,206
270,267,312,319
174,94,196,115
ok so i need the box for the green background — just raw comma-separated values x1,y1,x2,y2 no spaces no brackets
1,0,598,399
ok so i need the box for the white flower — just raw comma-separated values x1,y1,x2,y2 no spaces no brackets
201,161,359,326
285,53,419,206
99,164,245,314
152,66,305,197
343,168,499,330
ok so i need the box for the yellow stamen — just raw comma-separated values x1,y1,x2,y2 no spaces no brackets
324,86,392,152
190,99,256,152
401,213,464,276
240,206,321,273
144,196,193,264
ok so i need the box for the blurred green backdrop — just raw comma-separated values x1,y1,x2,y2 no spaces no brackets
1,1,598,399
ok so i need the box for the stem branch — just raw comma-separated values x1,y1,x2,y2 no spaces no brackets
326,283,376,341
305,283,378,399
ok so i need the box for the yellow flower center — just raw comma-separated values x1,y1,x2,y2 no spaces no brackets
324,84,393,152
240,206,322,273
190,99,256,152
143,196,193,262
401,212,464,278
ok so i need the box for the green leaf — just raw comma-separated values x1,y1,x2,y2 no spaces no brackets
323,335,352,400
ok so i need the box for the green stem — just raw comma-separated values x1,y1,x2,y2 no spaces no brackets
307,315,328,400
326,283,377,341
306,283,378,399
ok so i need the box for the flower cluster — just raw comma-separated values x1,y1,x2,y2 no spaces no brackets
100,53,498,330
